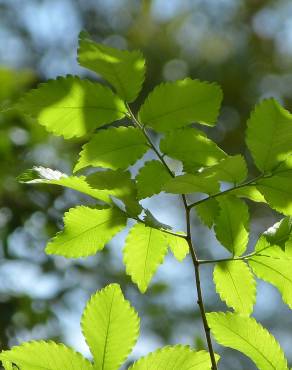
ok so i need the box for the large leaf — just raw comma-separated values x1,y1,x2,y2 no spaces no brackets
46,206,127,258
17,76,126,139
78,32,145,102
135,160,172,199
207,312,288,370
213,260,256,315
18,166,111,204
81,284,139,370
86,169,141,216
163,174,219,195
138,78,222,132
164,233,189,261
200,155,248,184
160,128,226,168
129,345,218,370
214,196,249,256
195,199,220,228
74,126,148,172
123,223,168,293
0,341,93,370
249,246,292,309
246,98,292,172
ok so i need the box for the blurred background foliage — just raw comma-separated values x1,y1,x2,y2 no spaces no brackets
1,0,292,369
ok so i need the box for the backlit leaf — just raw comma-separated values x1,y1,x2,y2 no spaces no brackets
78,32,145,102
17,76,126,138
139,79,222,132
81,284,139,370
207,312,288,370
213,260,256,315
46,206,127,258
74,127,148,172
123,223,168,293
214,196,249,256
163,174,219,195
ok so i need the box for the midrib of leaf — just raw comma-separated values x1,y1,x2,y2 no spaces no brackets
216,322,277,369
224,202,235,255
261,105,279,172
35,106,125,114
143,229,152,287
101,288,116,370
143,94,216,123
226,266,244,310
250,259,292,284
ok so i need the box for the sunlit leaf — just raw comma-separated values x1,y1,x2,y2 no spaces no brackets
139,78,222,132
81,284,139,370
17,76,126,138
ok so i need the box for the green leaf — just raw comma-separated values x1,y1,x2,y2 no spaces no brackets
200,155,248,184
81,284,139,370
195,198,220,228
17,76,126,139
123,223,168,293
246,98,292,172
129,345,218,370
229,186,267,203
2,361,15,370
163,174,219,195
46,206,127,258
214,196,249,256
86,169,142,216
78,32,145,102
160,128,226,168
18,166,111,204
135,160,172,199
0,341,94,370
249,246,292,309
74,127,148,172
138,78,223,132
207,312,288,370
257,176,292,215
213,260,256,315
164,233,189,261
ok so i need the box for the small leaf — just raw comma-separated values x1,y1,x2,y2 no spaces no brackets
164,233,189,261
163,174,219,195
213,260,256,315
229,186,267,203
135,160,172,199
246,98,292,172
160,128,226,168
129,345,218,370
249,246,292,309
123,223,168,293
17,76,126,138
207,312,288,370
18,166,111,204
78,32,145,102
200,155,248,184
139,78,223,132
195,198,220,228
87,169,142,216
214,196,249,256
0,341,93,370
74,127,148,172
81,284,139,370
46,206,127,258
